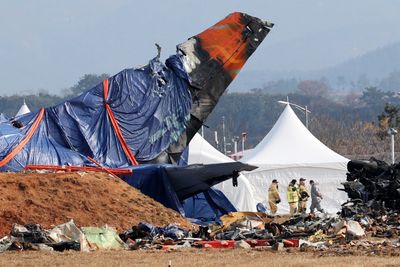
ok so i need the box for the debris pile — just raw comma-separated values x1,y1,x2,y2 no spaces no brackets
343,157,400,209
340,199,400,239
338,157,400,239
2,210,400,254
0,220,127,252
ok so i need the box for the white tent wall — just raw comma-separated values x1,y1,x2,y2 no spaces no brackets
212,175,257,212
188,134,257,211
242,104,350,214
244,165,348,214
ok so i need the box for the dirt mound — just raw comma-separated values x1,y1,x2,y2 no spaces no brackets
0,172,191,236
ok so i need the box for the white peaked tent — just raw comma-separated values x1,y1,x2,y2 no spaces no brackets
188,133,257,211
15,100,31,117
242,104,349,213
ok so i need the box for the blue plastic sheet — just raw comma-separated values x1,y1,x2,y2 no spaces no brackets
183,188,237,224
122,164,185,215
0,55,191,171
256,203,267,213
0,114,18,136
122,162,237,217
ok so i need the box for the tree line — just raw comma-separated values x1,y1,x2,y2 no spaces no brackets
205,85,400,160
1,74,400,160
0,74,109,118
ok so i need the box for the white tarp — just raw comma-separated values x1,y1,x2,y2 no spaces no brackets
242,104,350,214
187,133,257,211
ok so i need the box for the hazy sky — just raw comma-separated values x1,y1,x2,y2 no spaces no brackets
1,0,400,94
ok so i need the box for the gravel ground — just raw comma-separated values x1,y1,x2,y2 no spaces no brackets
2,249,400,267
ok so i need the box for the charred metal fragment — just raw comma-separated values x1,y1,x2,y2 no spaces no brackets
342,157,400,211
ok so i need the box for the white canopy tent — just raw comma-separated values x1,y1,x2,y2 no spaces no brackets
242,104,350,214
187,133,257,211
15,99,31,117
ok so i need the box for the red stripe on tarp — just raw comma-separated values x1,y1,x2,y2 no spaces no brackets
87,156,121,178
103,79,109,102
103,80,139,165
0,108,45,168
24,164,132,175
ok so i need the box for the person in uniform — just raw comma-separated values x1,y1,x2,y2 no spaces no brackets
268,179,281,215
287,179,299,216
298,178,309,214
310,180,325,214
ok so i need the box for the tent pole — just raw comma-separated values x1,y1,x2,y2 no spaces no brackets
305,105,309,129
242,137,245,158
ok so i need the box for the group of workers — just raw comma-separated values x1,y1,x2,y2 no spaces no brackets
267,178,324,216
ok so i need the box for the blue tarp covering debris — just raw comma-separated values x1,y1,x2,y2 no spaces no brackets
0,114,18,136
0,56,191,171
121,163,238,218
122,164,185,215
183,189,237,225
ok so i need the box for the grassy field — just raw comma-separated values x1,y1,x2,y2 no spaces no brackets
2,249,400,267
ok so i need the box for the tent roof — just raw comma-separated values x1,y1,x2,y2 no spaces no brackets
188,133,234,164
15,100,31,117
242,104,349,167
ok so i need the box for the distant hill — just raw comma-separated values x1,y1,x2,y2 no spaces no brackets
229,42,400,92
319,42,400,86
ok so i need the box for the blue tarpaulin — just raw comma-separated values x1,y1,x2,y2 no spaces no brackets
122,164,185,215
179,145,237,222
121,162,238,218
0,114,18,136
183,188,237,224
0,55,191,171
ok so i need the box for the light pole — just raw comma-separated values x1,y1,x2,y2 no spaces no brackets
222,116,227,155
232,136,239,155
241,132,247,158
388,128,398,164
278,100,311,128
214,130,219,150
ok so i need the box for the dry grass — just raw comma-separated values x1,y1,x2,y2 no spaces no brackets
2,249,400,267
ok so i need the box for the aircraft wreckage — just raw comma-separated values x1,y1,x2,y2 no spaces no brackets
0,12,273,213
342,158,400,211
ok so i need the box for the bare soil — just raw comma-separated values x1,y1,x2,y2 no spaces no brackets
0,171,191,236
2,249,400,267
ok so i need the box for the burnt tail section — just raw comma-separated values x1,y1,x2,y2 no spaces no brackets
144,12,273,164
